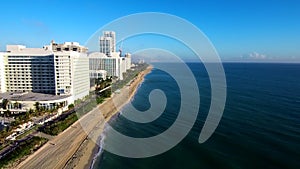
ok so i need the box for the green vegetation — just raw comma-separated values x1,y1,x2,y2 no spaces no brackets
1,99,9,109
68,104,74,110
0,126,13,145
0,136,48,168
96,96,105,104
9,112,31,127
77,102,95,117
40,113,78,136
95,78,112,91
39,81,113,136
112,63,148,92
16,125,39,140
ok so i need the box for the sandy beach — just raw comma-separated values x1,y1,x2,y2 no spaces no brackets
15,66,153,169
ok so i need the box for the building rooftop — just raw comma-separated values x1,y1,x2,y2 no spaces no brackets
3,41,88,55
0,92,71,101
88,52,108,58
6,45,53,55
51,41,88,53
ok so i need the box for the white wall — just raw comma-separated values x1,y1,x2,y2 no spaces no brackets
71,52,90,101
0,53,5,93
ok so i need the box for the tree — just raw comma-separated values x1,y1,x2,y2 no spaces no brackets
28,108,34,114
4,110,10,117
3,110,10,123
24,111,30,121
59,102,64,108
68,104,74,110
34,102,40,112
2,99,8,109
13,102,19,109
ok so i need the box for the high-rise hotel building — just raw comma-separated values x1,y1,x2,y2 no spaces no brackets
89,31,131,80
99,31,116,56
0,41,90,109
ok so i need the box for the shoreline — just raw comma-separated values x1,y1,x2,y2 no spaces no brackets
15,65,153,169
64,65,153,169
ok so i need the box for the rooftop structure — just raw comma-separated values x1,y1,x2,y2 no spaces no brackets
48,40,88,53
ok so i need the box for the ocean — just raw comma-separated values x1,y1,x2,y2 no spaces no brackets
92,63,300,169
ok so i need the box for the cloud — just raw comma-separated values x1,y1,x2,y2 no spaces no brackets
248,52,267,59
240,52,267,60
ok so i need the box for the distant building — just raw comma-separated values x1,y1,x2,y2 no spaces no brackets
90,31,131,81
0,41,90,113
102,31,116,53
88,52,132,80
124,53,132,70
99,36,113,56
99,31,116,56
89,52,123,79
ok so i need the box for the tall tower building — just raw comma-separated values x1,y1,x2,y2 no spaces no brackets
99,31,116,56
99,36,113,56
103,31,116,52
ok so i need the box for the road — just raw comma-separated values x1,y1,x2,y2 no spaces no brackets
16,66,152,169
16,85,132,169
16,104,104,169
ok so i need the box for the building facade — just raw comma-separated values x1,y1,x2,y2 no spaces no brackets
88,52,132,80
3,45,56,94
99,31,116,56
0,41,90,111
92,31,131,81
103,31,116,53
0,53,6,93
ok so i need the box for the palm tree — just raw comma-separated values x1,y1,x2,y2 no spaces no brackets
13,102,19,109
34,102,40,112
3,110,10,124
2,99,8,109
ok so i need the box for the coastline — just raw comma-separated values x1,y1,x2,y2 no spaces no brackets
64,65,153,169
16,65,153,169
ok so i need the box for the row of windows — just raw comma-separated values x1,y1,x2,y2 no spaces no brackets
6,69,54,72
7,74,54,77
7,81,54,84
7,55,53,58
6,65,54,67
7,62,53,65
55,55,70,58
8,88,55,90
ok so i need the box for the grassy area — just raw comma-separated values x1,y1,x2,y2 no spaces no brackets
0,127,13,146
0,136,48,169
40,98,100,136
40,113,78,136
112,63,148,92
75,99,98,118
15,125,40,140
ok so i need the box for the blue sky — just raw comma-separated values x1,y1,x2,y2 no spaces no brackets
0,0,299,61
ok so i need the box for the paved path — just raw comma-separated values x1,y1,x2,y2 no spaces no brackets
16,66,152,169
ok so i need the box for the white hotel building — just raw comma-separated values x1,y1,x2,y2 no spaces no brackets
99,31,116,56
0,41,90,113
89,31,131,80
